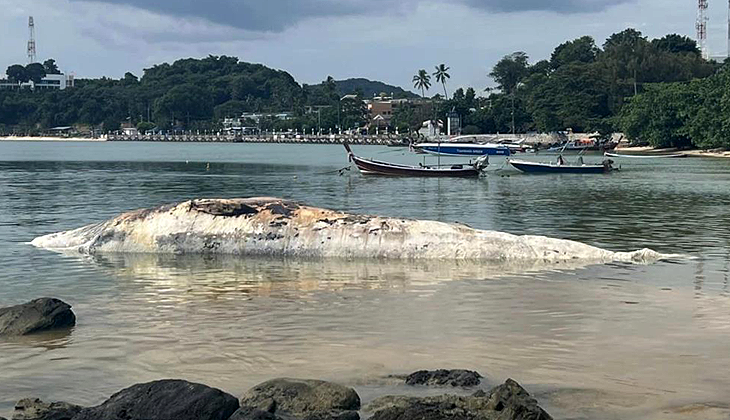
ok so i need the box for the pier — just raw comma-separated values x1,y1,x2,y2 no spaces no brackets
107,132,411,146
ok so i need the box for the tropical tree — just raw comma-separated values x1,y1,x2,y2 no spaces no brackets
6,64,28,86
433,64,450,98
43,59,61,75
25,63,47,85
550,36,600,69
412,69,431,98
489,52,529,94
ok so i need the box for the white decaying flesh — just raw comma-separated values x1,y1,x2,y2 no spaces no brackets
31,197,669,264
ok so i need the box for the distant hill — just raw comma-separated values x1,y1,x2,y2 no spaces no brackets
334,78,417,99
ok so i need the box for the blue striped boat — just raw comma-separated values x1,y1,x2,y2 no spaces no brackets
412,136,511,157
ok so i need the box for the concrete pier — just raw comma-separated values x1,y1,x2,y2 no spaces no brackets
107,133,411,146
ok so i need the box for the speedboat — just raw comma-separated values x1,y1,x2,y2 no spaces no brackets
411,135,511,157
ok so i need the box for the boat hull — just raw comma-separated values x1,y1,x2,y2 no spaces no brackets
509,159,610,174
352,155,479,177
414,143,511,157
604,152,688,159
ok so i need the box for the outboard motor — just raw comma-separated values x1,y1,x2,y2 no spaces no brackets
474,155,489,172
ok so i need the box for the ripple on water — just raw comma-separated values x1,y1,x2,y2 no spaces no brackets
1,144,730,419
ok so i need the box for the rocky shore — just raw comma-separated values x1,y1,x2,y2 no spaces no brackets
4,374,551,420
0,298,75,336
0,298,554,420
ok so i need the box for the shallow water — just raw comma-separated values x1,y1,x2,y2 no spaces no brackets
1,141,730,419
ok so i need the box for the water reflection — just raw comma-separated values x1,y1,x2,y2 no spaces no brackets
2,143,730,420
0,327,75,350
76,252,654,296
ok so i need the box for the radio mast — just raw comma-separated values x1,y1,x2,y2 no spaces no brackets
27,16,36,64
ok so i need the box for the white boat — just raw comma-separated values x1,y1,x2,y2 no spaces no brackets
412,135,511,157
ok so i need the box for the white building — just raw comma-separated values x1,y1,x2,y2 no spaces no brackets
0,73,74,90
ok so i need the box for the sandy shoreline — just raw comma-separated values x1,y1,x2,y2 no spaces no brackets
0,136,107,142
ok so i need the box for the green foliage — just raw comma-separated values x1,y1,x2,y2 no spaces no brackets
332,78,416,99
550,36,600,69
616,67,730,148
486,29,717,137
136,121,156,134
6,65,28,84
433,64,450,98
489,52,529,94
25,63,46,85
0,56,305,132
43,59,61,75
652,34,700,55
412,69,431,98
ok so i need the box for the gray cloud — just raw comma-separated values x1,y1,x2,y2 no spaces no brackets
464,0,633,13
71,0,633,32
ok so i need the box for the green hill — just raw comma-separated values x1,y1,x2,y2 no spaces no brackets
334,78,417,99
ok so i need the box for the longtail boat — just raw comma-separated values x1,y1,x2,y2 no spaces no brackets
509,157,617,174
344,143,487,177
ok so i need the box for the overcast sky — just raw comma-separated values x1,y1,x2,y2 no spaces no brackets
1,0,728,92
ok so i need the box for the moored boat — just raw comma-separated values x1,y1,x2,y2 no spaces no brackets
604,152,688,159
412,135,511,157
344,143,487,177
509,157,617,174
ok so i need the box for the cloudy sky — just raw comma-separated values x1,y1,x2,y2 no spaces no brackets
1,0,728,92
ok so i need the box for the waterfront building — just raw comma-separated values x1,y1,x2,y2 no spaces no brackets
0,73,75,91
364,94,409,127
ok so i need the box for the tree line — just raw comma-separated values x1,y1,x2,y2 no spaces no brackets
0,56,369,134
4,59,61,87
2,29,729,149
394,29,726,148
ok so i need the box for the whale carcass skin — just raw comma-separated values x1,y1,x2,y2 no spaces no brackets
31,197,664,263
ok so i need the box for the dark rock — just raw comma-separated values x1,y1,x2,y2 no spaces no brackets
367,379,552,420
405,369,482,387
0,298,76,336
11,398,83,420
484,378,552,420
71,379,239,420
239,378,360,420
227,407,282,420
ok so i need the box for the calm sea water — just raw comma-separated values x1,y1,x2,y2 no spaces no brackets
1,141,730,419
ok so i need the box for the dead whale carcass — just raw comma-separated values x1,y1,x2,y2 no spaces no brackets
31,197,666,263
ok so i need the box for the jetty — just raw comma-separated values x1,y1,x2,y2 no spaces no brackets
107,132,411,146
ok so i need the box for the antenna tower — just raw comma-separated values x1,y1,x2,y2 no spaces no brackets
27,16,36,64
697,0,709,59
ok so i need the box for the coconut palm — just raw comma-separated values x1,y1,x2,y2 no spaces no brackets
433,64,450,98
412,69,431,98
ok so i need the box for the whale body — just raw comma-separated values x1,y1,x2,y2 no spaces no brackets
31,197,666,264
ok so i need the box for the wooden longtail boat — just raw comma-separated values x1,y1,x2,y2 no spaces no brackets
509,157,617,174
344,143,487,177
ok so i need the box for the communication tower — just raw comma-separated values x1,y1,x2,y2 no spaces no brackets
27,16,36,64
697,0,709,59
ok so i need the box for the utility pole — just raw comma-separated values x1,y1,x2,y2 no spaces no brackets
27,16,36,64
697,0,709,60
511,92,516,135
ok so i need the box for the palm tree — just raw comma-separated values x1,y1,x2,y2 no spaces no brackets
412,69,431,98
433,64,450,98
